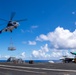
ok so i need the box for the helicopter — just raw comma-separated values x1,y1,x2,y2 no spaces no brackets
0,12,27,33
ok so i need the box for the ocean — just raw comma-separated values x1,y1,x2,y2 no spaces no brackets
0,60,62,63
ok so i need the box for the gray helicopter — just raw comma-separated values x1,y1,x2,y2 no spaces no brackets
0,12,27,33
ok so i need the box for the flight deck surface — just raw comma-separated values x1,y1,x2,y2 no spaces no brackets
0,62,76,75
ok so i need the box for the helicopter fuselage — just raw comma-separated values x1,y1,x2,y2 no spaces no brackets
7,21,19,27
6,21,19,31
0,12,27,34
0,21,19,33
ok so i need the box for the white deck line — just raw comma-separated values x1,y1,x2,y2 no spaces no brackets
0,64,76,73
0,66,45,74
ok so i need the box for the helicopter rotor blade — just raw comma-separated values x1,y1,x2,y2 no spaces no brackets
0,18,8,22
15,19,27,22
10,12,16,21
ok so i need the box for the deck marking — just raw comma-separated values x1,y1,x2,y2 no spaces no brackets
0,66,45,74
0,64,76,73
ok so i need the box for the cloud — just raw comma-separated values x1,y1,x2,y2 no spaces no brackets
28,41,36,45
51,49,75,59
21,52,26,58
26,30,32,33
32,45,74,60
21,29,25,33
32,44,50,59
50,49,63,58
0,55,10,59
75,22,76,25
21,29,32,33
72,12,75,15
21,25,38,33
22,41,36,45
22,41,26,44
4,55,10,59
36,34,48,41
31,25,38,29
41,44,49,52
36,26,76,49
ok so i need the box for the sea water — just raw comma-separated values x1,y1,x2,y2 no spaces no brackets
0,60,62,63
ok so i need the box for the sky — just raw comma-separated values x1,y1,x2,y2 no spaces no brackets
0,0,76,60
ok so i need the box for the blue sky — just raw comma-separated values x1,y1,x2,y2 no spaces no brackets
0,0,76,60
